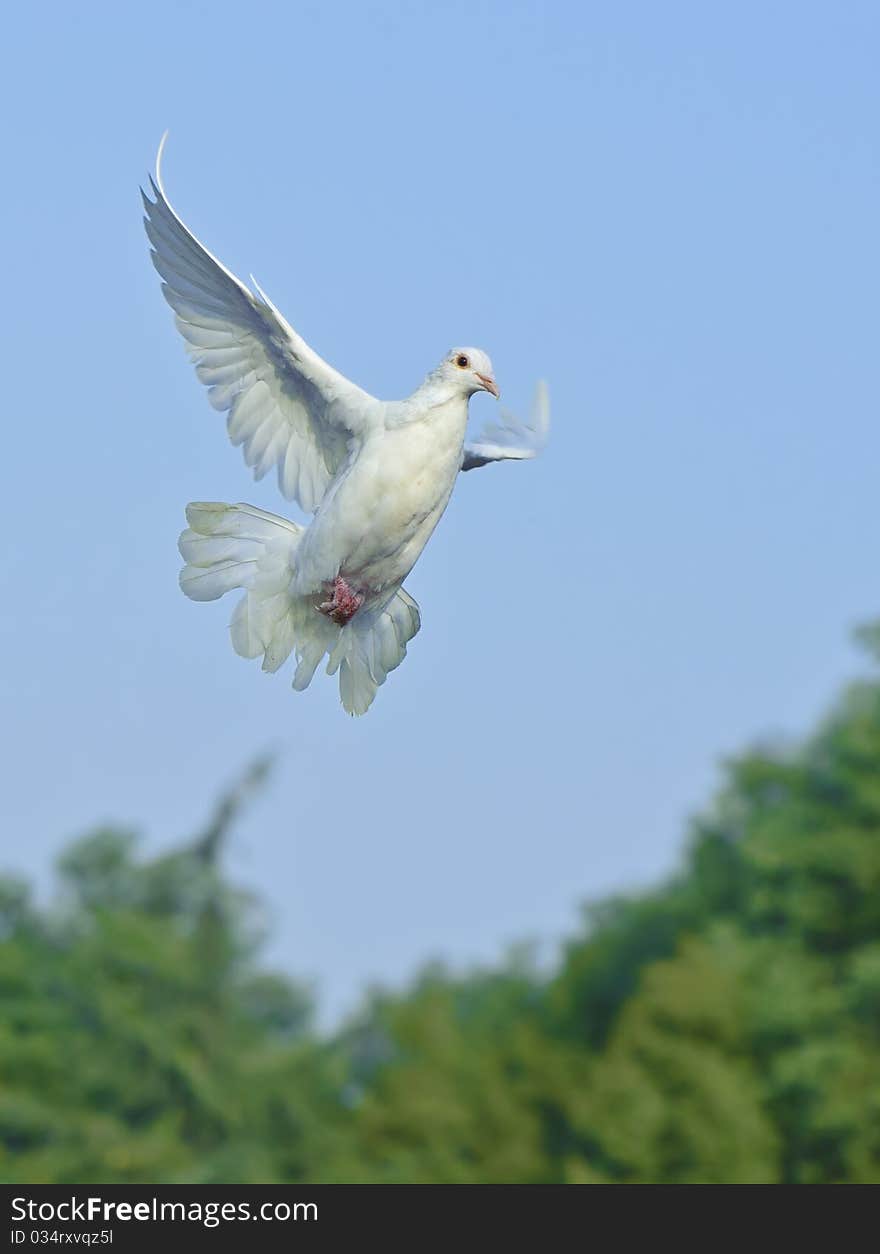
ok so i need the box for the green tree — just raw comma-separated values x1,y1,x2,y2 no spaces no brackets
339,629,880,1183
3,630,880,1183
0,760,347,1183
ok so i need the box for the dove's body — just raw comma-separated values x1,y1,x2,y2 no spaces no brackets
144,137,547,714
296,390,468,605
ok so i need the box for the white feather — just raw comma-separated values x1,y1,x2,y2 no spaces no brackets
143,137,378,512
178,502,419,715
461,381,550,471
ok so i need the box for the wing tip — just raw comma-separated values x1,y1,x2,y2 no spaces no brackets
532,379,550,441
155,129,170,195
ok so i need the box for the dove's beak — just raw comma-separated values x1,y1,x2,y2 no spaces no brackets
476,373,500,399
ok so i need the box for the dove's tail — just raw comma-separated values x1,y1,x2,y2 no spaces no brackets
178,502,420,716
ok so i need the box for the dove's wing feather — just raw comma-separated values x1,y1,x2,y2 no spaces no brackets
461,380,549,471
143,136,377,513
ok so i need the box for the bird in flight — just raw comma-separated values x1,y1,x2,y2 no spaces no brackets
143,136,548,715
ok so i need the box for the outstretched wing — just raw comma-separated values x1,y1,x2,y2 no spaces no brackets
461,380,550,471
143,135,377,513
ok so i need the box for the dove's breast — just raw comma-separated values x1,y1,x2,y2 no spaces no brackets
295,396,468,597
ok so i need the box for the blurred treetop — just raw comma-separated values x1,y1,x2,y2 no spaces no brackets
2,636,880,1183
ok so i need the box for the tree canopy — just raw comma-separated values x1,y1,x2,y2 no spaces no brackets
3,637,880,1183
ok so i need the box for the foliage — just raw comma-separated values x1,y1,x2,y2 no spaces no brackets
3,638,880,1183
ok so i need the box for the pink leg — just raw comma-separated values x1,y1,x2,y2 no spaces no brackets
319,575,364,625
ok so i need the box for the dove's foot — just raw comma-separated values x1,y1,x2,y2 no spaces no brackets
319,575,364,625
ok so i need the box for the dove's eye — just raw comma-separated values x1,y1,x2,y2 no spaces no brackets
455,354,470,369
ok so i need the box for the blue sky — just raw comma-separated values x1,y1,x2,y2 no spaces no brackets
3,1,878,1021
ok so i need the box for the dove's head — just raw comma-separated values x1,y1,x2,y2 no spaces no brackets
437,347,500,399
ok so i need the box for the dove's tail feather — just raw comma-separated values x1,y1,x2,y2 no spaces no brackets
178,502,420,716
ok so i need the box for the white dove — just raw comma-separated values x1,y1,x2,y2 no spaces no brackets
143,137,549,715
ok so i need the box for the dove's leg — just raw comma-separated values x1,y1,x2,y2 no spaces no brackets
319,575,364,625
